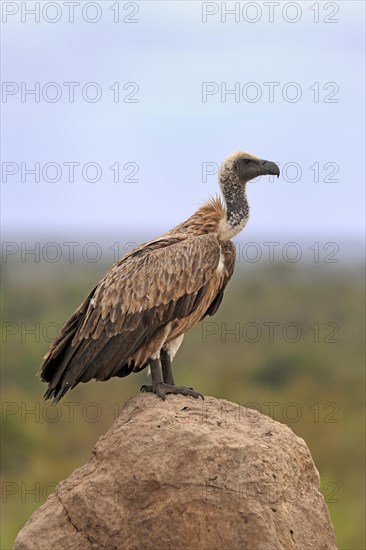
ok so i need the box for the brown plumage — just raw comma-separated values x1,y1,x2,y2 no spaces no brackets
41,151,279,401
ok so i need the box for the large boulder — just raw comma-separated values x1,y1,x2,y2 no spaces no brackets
14,394,337,549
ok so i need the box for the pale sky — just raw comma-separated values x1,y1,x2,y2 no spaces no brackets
1,1,365,247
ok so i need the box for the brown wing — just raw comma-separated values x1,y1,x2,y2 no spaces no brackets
204,240,236,317
41,234,222,401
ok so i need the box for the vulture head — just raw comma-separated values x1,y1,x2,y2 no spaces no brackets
220,151,280,184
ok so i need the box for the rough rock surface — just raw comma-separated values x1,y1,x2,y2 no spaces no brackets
14,394,337,550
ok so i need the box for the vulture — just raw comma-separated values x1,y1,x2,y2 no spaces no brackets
40,151,280,401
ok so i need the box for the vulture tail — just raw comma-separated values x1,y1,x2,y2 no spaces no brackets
40,289,96,402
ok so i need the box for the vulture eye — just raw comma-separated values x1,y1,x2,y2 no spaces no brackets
244,159,251,164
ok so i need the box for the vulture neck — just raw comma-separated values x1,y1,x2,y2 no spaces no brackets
219,173,250,241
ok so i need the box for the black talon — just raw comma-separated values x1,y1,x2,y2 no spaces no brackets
140,384,153,393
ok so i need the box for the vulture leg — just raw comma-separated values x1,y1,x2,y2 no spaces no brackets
140,358,164,395
161,349,175,385
141,357,204,400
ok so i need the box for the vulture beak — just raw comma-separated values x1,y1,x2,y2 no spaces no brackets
259,159,280,178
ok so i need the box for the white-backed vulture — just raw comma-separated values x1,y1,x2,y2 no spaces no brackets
41,151,280,401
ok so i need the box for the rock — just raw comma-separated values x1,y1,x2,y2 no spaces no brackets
14,394,337,550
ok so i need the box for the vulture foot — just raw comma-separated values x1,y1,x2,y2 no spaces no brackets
142,383,204,400
161,384,204,400
141,358,204,400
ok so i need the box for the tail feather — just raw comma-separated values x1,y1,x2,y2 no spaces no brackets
40,312,151,401
40,288,97,400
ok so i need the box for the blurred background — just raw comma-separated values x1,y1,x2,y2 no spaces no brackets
1,1,365,548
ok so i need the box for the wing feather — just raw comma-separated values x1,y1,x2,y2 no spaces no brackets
41,234,222,400
203,240,236,318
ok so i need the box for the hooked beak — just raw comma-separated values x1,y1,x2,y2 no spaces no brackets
259,159,280,178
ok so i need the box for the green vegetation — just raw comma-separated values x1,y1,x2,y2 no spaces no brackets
1,259,365,549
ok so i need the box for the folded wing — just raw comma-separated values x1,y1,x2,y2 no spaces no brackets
41,233,231,401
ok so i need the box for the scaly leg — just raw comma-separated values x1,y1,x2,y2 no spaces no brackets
161,348,175,385
141,357,203,400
